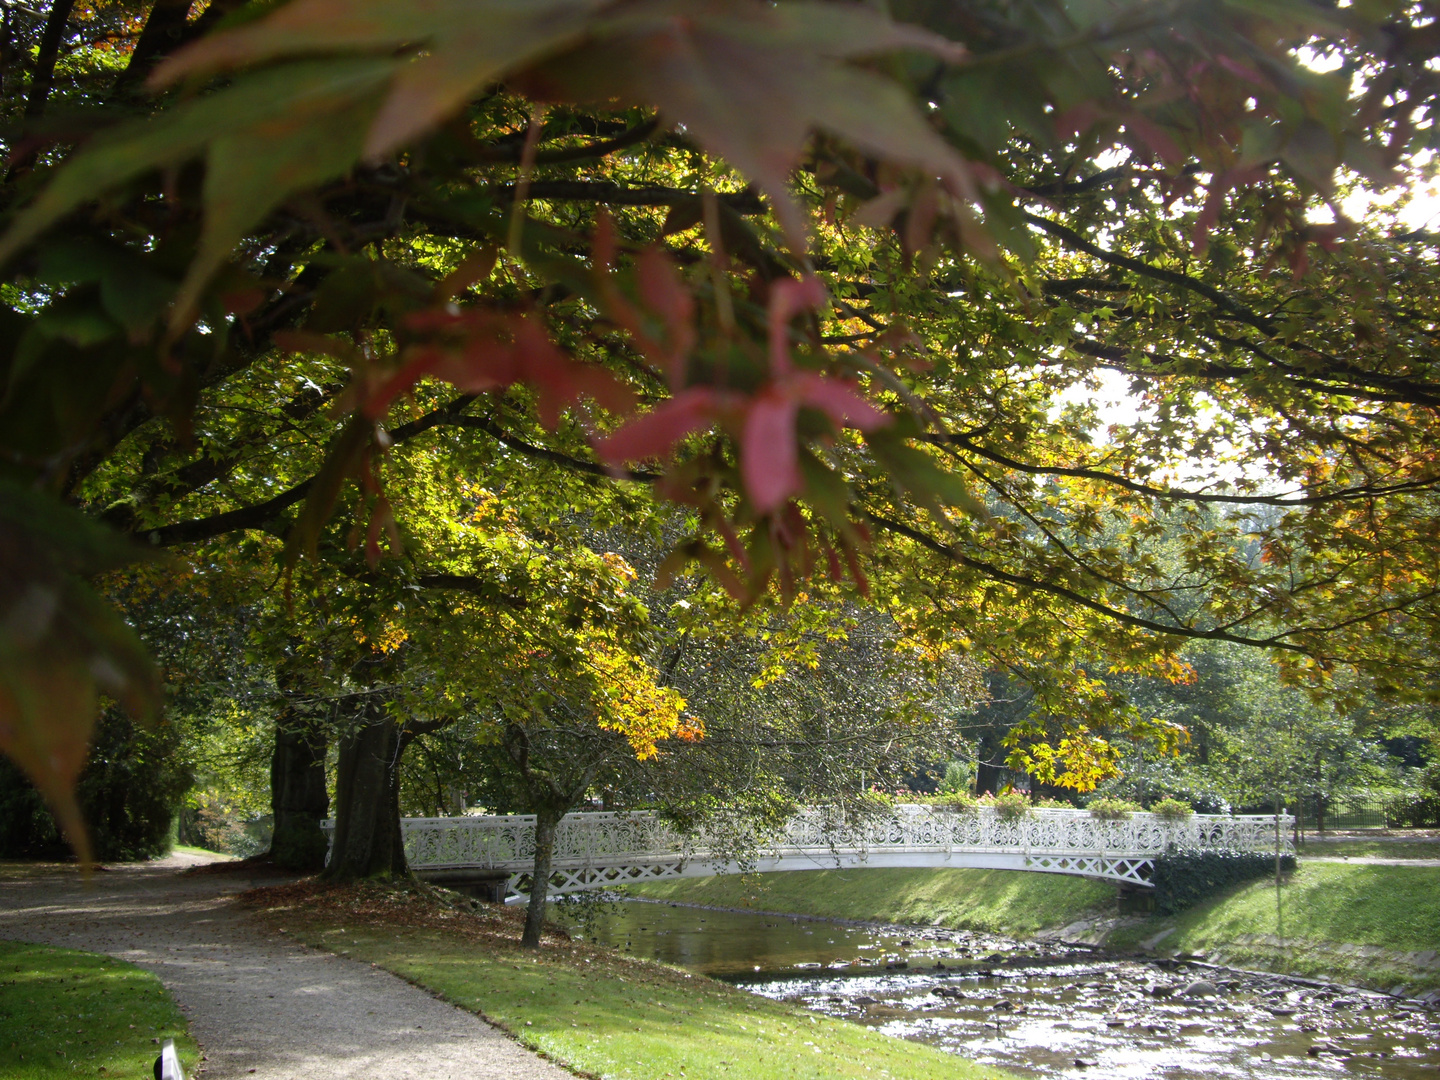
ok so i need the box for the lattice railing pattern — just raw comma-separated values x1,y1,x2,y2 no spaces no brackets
321,807,1292,895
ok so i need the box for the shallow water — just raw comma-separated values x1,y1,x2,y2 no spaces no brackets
566,898,1440,1080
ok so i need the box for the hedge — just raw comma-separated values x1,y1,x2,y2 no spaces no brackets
1151,851,1296,915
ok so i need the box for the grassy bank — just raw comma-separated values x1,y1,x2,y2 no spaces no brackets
627,867,1116,936
0,940,198,1080
244,879,1015,1080
1294,838,1440,859
1112,862,1440,994
169,844,235,860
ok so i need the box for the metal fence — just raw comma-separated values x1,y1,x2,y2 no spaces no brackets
1293,804,1390,830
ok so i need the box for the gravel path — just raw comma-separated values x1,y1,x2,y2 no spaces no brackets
0,857,573,1080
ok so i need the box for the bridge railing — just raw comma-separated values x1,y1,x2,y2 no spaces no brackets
353,806,1292,873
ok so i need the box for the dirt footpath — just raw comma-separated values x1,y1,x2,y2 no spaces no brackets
0,856,572,1080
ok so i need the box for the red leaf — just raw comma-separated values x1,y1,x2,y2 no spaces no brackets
595,387,722,464
367,309,631,426
635,246,695,384
793,371,888,431
741,388,801,514
1213,54,1268,88
1124,114,1182,167
767,275,827,376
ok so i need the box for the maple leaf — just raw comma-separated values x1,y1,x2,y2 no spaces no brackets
0,59,395,325
597,276,888,513
520,0,974,245
372,308,634,427
154,0,973,248
153,0,608,160
0,484,162,864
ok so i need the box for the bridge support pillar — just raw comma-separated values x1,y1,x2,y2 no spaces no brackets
1117,884,1154,915
416,870,511,904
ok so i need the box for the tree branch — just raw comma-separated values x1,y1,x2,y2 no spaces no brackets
144,395,477,546
930,430,1440,506
488,180,765,215
862,508,1311,654
442,415,660,481
1025,211,1276,334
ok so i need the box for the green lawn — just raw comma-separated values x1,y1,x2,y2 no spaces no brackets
0,940,198,1080
168,844,234,860
1296,838,1440,860
1109,863,1440,993
628,867,1116,935
247,879,1016,1080
1159,862,1440,952
320,925,1014,1080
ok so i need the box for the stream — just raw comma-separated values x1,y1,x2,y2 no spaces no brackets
560,898,1440,1080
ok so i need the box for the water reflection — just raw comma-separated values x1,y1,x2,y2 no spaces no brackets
566,898,1440,1080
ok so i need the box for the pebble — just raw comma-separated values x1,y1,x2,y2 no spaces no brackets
1181,980,1219,998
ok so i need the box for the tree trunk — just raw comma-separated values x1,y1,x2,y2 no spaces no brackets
323,707,407,881
975,736,1005,797
521,806,561,949
269,713,329,870
113,0,191,94
23,0,74,119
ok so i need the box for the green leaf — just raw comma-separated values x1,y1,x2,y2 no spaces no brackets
0,482,161,863
0,59,396,301
868,436,989,523
154,0,607,159
527,1,972,244
36,237,176,335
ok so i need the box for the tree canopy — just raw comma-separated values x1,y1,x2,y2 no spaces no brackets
3,0,1440,851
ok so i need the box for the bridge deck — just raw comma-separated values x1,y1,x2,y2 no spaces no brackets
322,807,1293,898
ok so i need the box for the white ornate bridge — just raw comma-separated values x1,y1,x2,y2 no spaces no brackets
323,806,1292,900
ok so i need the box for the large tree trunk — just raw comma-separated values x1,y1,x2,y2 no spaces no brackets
269,713,328,870
323,707,407,881
521,806,561,949
22,0,74,120
975,734,1005,796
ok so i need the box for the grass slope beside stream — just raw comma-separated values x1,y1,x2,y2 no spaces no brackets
1109,863,1440,995
627,867,1116,935
243,879,1017,1080
0,940,198,1080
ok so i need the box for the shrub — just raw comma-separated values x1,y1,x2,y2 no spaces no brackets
0,709,191,861
1032,796,1076,809
1151,851,1296,915
937,760,974,796
1385,765,1440,827
985,791,1033,820
1087,796,1143,820
926,792,979,813
1149,797,1195,819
